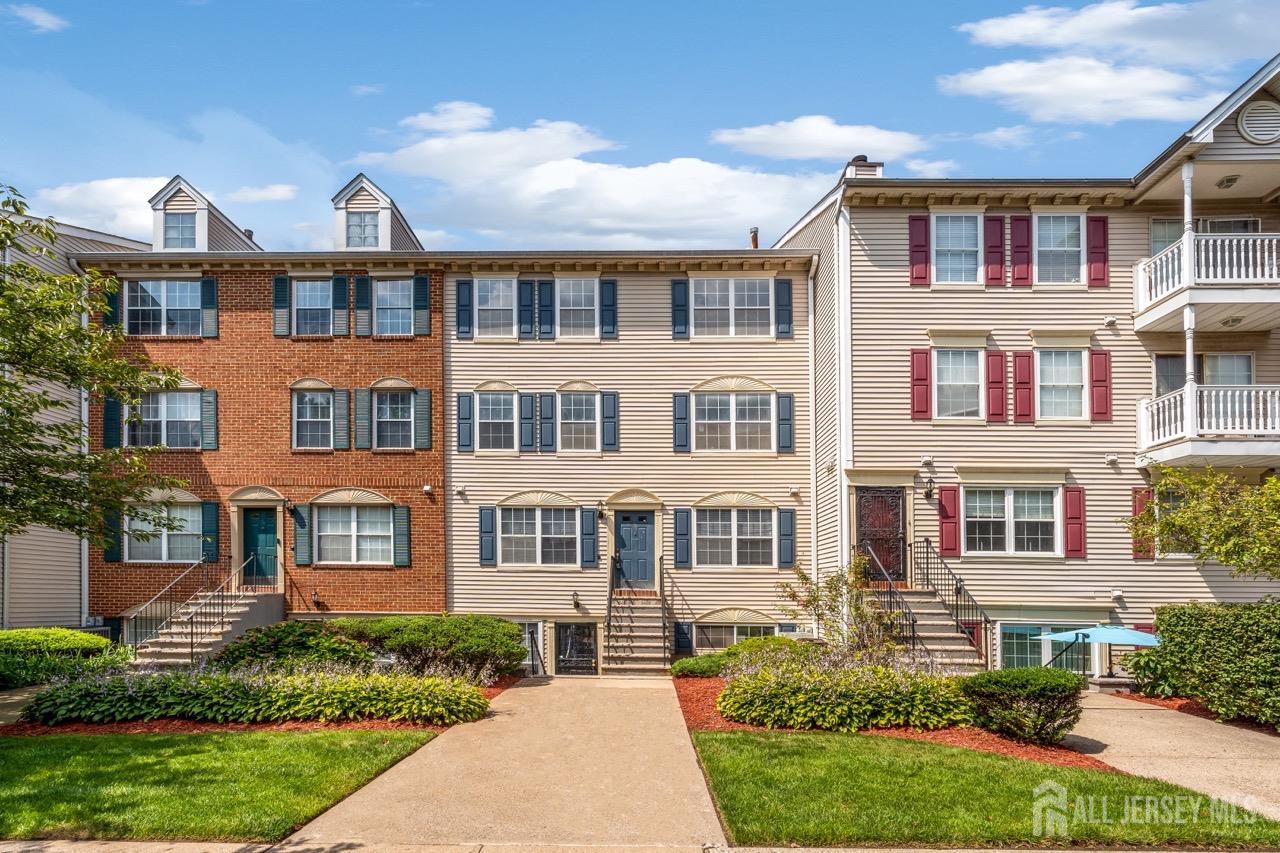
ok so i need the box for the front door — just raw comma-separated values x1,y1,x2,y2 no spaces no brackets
555,622,598,675
242,507,278,589
855,487,905,581
615,511,654,589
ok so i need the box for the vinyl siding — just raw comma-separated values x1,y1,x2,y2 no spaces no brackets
347,188,380,211
390,218,418,251
5,527,81,627
1200,87,1280,160
207,215,246,251
163,189,198,212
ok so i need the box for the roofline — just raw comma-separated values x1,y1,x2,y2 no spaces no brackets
843,177,1133,189
8,212,151,250
771,183,842,248
70,249,814,263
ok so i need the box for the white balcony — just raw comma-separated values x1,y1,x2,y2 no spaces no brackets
1138,383,1280,466
1134,234,1280,331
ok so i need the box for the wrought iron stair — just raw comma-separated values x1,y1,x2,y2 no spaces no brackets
907,537,994,669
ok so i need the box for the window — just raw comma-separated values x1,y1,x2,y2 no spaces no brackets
375,390,413,449
1151,219,1181,255
476,279,515,338
933,215,980,283
293,390,333,449
477,392,515,450
163,212,196,249
695,507,774,567
691,278,772,336
499,506,577,565
316,505,392,564
556,279,598,337
963,487,1060,556
127,391,200,448
694,392,773,451
375,279,412,335
293,280,332,336
346,211,379,248
1155,353,1253,396
126,504,201,562
1037,350,1085,419
1152,218,1261,255
695,623,776,651
1201,217,1261,235
1035,215,1083,284
1000,624,1088,671
934,349,981,418
125,280,200,336
558,393,598,451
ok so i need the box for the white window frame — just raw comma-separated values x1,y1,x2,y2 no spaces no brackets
554,278,600,339
292,389,334,450
124,390,202,449
124,279,202,337
690,277,774,338
313,504,394,566
556,391,602,452
692,391,776,452
932,348,985,420
1032,213,1085,286
497,506,580,566
1150,217,1183,256
960,486,1063,558
373,278,414,337
930,213,983,285
475,278,517,339
292,280,333,337
516,620,545,675
124,504,203,563
1152,351,1255,396
692,507,777,569
163,212,197,249
1034,348,1089,421
1199,216,1262,235
476,391,517,451
346,211,379,248
996,620,1094,671
693,622,777,652
373,389,415,450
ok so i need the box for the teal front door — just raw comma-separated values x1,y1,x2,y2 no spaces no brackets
242,508,277,588
616,512,655,589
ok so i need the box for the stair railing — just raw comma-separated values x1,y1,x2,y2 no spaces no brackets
857,541,922,651
908,538,994,664
603,552,620,657
124,557,218,649
658,555,668,666
185,556,254,663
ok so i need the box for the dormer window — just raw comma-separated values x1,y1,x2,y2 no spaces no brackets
346,211,379,248
163,212,196,249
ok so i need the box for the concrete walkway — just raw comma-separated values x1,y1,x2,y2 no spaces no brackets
1066,691,1280,819
0,687,39,724
286,676,726,849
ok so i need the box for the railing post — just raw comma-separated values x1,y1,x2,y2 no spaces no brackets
1183,382,1199,441
1137,396,1151,450
1181,161,1196,285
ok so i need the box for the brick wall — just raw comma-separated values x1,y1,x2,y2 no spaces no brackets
87,267,446,618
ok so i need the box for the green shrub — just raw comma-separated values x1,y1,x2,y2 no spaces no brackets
0,645,132,689
671,653,727,677
22,669,488,726
329,614,526,676
0,627,110,657
210,621,374,672
1126,647,1182,698
722,634,798,663
960,667,1084,745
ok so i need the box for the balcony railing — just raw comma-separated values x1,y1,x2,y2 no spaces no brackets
1136,234,1280,311
1139,383,1280,450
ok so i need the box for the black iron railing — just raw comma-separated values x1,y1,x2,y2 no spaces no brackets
603,552,620,656
908,537,993,663
857,541,922,650
184,557,254,662
124,558,221,648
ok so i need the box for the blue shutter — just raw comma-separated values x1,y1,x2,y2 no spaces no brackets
332,390,350,450
200,390,218,450
393,505,411,567
412,275,431,336
778,508,796,568
776,393,795,453
102,396,122,449
272,276,290,336
104,289,120,328
774,278,793,339
674,621,693,654
456,393,474,452
672,393,690,453
331,276,349,336
537,280,555,339
354,276,372,336
103,511,121,563
479,506,497,566
200,277,218,338
539,393,556,452
201,501,219,563
518,280,535,339
354,388,372,449
580,507,598,568
602,391,619,451
414,389,432,450
455,280,473,339
673,508,691,568
600,279,617,339
292,504,312,566
671,279,689,339
519,393,536,452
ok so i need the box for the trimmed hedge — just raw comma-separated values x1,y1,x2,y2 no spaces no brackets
329,615,526,676
671,653,727,677
0,645,131,689
960,667,1084,745
672,636,802,678
0,628,110,657
22,669,489,726
210,621,374,672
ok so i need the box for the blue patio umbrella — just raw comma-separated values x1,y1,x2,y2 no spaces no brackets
1035,624,1160,646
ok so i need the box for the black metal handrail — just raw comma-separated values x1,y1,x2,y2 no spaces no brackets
185,556,254,662
857,541,922,651
603,552,620,656
908,537,993,663
125,557,219,648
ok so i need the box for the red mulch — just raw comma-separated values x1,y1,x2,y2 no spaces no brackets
673,675,1115,772
483,673,524,700
1115,691,1279,738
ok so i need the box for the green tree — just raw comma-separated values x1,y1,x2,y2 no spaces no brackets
1,184,184,546
777,553,897,652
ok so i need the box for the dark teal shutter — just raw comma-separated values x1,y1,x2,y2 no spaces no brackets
332,390,350,450
201,501,219,563
104,289,120,328
671,279,689,339
354,388,372,449
775,278,793,339
200,390,218,450
517,280,535,339
538,393,556,452
672,393,690,453
272,275,290,336
414,389,432,449
354,276,372,336
673,508,691,568
331,276,349,336
778,508,796,568
456,280,473,339
392,505,411,567
102,396,122,449
412,276,431,336
479,506,497,566
103,511,122,562
600,279,617,339
200,277,218,338
674,621,693,654
519,393,536,452
580,507,598,568
537,280,555,339
602,391,619,451
457,393,474,452
777,393,795,453
292,504,311,566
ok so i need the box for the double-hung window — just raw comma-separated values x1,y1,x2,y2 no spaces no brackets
498,506,577,565
125,280,200,336
476,279,515,338
293,280,333,336
127,391,201,448
126,504,201,562
477,391,515,450
559,393,598,451
163,213,196,249
375,279,413,335
316,505,392,564
693,392,772,451
556,279,598,337
695,508,774,567
1151,219,1182,255
933,215,980,283
1155,353,1253,396
934,349,981,418
375,390,413,449
346,211,379,247
691,278,771,336
963,487,1060,556
1035,215,1083,284
1037,350,1085,419
293,390,333,449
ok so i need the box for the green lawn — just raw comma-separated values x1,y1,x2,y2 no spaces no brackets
694,730,1280,848
0,730,433,842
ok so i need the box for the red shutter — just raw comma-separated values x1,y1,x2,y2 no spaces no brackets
1087,215,1110,288
1010,215,1032,286
938,485,961,557
1012,350,1035,422
984,215,1006,286
908,215,930,286
1063,485,1086,558
1132,487,1154,560
1090,349,1112,422
910,348,931,420
985,350,1007,422
1134,623,1155,634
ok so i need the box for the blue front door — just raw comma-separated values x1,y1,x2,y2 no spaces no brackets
616,511,654,589
242,507,277,588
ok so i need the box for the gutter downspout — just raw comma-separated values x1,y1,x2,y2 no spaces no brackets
806,254,820,626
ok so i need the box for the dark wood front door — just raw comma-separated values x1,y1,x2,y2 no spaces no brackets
615,512,655,589
855,487,905,581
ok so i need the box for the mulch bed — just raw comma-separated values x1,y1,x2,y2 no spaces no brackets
1115,690,1278,738
673,675,1115,772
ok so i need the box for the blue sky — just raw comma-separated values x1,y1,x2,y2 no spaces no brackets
2,0,1278,249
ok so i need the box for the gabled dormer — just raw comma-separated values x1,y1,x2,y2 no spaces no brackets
148,176,262,252
331,173,422,251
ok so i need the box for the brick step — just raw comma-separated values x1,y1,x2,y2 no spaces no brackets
601,661,670,675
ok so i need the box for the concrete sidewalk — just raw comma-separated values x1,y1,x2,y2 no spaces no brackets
1066,691,1280,819
285,676,726,849
0,687,39,724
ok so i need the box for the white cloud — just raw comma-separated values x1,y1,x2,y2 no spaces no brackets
414,228,460,248
710,115,928,161
33,177,167,238
226,183,298,202
398,101,495,134
905,159,960,178
970,125,1033,149
7,4,68,32
350,84,383,97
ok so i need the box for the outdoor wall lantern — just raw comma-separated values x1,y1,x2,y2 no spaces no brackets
923,477,936,501
572,592,581,610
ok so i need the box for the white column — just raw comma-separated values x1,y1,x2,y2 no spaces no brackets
1183,304,1198,440
1182,160,1196,286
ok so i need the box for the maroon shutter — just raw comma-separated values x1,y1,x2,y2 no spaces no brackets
1090,349,1112,422
908,215,930,286
938,485,960,557
1087,216,1110,288
910,348,931,420
1132,487,1154,560
1010,215,1032,286
1134,623,1155,634
985,350,1007,423
1012,350,1035,422
984,215,1006,286
1063,485,1086,558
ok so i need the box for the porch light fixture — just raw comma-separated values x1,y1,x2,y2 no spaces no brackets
923,477,936,501
572,592,581,610
1216,174,1240,190
1221,317,1244,329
